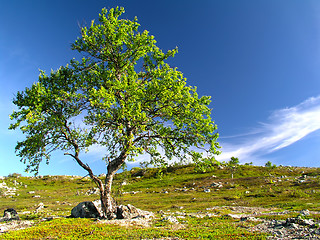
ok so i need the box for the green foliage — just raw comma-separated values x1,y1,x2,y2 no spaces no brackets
194,156,220,173
9,7,219,177
7,173,22,178
244,162,253,166
265,161,276,169
228,157,240,166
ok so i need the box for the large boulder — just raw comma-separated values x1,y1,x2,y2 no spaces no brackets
116,204,154,219
0,208,20,222
71,200,102,218
71,200,153,220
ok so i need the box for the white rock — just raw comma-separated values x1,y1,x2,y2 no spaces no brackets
162,216,179,224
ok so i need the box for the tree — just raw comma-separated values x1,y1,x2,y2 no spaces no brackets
229,157,239,166
265,161,276,169
227,157,239,179
9,7,220,218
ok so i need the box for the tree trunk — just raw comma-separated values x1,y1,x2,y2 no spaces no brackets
101,157,126,219
102,171,117,219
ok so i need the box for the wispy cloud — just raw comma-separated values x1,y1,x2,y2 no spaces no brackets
217,96,320,164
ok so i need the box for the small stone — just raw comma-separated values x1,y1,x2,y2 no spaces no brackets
289,223,299,229
35,203,44,213
300,209,310,216
162,216,179,224
225,214,241,219
158,210,165,215
122,181,128,186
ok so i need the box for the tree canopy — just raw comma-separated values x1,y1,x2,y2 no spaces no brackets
9,7,220,218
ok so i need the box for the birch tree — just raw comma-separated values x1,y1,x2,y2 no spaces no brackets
9,7,220,218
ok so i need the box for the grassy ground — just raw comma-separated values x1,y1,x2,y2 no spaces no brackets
1,216,269,239
0,164,319,239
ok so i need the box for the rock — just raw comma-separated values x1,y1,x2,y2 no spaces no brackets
85,188,100,195
123,191,140,195
116,204,154,219
171,205,184,210
71,200,102,218
1,208,20,221
71,200,153,220
131,169,146,177
0,182,17,196
289,223,299,229
300,209,310,216
116,204,139,219
162,216,179,224
158,210,165,216
35,203,44,213
240,216,260,222
210,182,223,188
225,214,242,219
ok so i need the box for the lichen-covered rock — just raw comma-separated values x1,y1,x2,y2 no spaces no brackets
116,204,154,219
71,200,102,218
1,208,20,222
71,200,153,220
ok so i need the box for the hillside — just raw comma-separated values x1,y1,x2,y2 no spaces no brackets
0,164,320,239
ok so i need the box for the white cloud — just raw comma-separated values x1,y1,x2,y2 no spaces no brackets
217,96,320,164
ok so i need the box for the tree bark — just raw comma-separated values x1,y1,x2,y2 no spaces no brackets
101,156,126,219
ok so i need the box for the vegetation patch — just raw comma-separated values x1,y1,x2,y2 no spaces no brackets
0,164,319,238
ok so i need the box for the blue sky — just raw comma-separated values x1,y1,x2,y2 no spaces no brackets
1,0,320,176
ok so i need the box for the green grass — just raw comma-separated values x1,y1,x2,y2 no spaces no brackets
1,164,320,239
1,216,268,239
